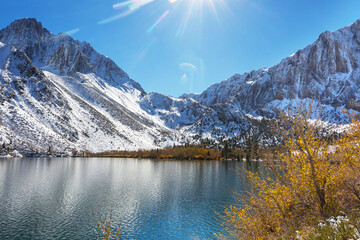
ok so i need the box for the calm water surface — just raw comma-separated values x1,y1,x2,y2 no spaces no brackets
0,158,262,239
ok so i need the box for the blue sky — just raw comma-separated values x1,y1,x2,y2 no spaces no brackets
1,0,360,97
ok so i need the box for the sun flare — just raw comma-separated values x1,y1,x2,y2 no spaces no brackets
100,0,231,37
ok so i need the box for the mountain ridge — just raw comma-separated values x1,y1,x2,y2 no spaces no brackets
1,17,360,154
0,18,180,153
194,19,360,123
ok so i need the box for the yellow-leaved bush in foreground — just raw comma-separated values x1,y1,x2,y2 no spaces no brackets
222,104,360,239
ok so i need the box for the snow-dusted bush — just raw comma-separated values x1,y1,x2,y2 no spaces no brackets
304,216,360,240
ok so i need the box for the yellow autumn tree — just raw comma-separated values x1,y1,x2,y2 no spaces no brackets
335,115,360,212
222,102,360,239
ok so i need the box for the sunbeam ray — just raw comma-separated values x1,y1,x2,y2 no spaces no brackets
102,0,234,36
129,0,154,10
100,0,155,24
113,0,136,9
147,10,170,33
175,0,195,38
64,28,80,36
98,10,135,24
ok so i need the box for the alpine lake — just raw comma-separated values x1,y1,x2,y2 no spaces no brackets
0,158,263,239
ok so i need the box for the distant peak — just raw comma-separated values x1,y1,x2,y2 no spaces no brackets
353,18,360,25
350,18,360,32
11,17,40,25
8,18,46,33
0,17,51,49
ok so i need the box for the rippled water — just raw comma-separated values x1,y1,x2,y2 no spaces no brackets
0,158,261,239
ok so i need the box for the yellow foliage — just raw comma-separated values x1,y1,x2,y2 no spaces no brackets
222,103,360,239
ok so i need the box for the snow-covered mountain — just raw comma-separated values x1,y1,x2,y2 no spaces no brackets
0,18,181,152
196,20,360,124
1,18,360,153
145,19,360,140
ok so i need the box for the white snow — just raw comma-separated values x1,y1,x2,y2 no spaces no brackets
1,18,360,153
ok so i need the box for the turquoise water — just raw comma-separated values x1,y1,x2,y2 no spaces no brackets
0,158,260,239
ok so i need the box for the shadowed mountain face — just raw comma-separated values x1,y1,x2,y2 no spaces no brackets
0,18,359,152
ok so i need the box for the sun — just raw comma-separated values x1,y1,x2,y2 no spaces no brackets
168,0,230,37
99,0,231,36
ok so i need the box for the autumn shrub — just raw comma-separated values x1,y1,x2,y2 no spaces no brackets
221,103,360,239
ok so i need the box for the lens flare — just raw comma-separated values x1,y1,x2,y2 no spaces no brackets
113,0,135,9
137,37,157,61
147,10,170,33
64,28,80,36
100,0,155,24
180,73,187,84
129,0,154,10
179,63,197,72
98,10,134,24
101,0,232,37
